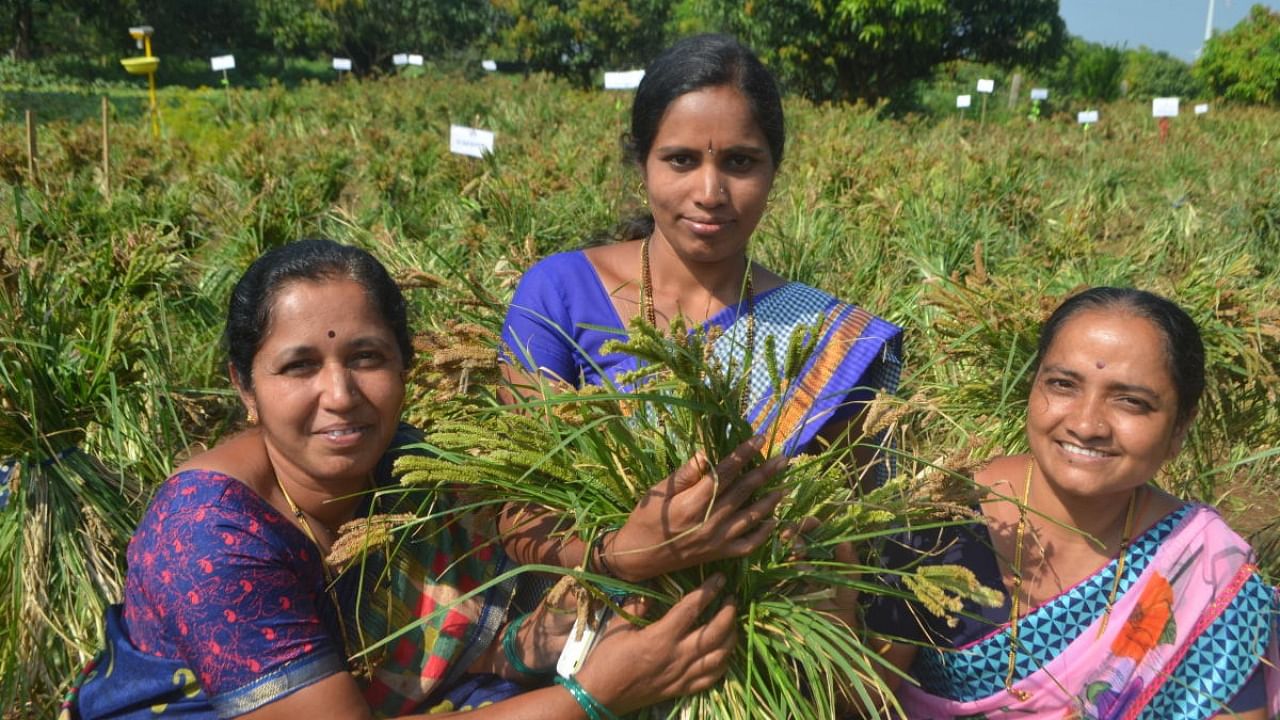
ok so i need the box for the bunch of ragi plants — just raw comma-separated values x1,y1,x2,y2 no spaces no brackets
369,313,999,719
0,239,157,705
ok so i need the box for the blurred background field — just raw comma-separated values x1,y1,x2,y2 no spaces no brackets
2,3,1280,714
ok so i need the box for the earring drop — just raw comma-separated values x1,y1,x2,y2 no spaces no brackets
247,410,258,425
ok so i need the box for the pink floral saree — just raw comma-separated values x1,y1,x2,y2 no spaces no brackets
899,504,1280,720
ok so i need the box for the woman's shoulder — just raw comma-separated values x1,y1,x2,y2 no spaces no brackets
518,248,593,285
153,431,280,525
755,279,900,333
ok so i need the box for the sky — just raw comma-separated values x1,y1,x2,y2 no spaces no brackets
1058,0,1279,60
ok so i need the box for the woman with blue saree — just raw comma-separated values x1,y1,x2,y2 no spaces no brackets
499,34,902,581
65,239,745,720
865,288,1280,719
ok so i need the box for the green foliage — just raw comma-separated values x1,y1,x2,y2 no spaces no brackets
1195,4,1280,104
395,315,996,719
710,0,1064,103
1046,37,1126,101
1123,47,1204,101
490,0,674,87
4,72,1280,711
316,0,497,72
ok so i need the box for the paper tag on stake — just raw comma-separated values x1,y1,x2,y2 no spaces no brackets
332,58,352,71
603,70,645,90
393,53,409,66
211,55,235,72
1078,110,1099,124
556,607,609,678
481,59,497,72
1195,103,1209,115
408,54,424,66
1030,88,1049,100
450,125,495,158
1152,97,1180,118
956,94,972,109
976,78,995,94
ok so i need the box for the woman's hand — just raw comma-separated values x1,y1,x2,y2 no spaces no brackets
782,517,860,629
604,436,787,581
575,574,738,714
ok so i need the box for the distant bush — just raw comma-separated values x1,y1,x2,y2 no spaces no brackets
1124,47,1204,100
1195,4,1280,104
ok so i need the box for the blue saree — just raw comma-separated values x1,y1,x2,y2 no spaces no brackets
501,250,902,456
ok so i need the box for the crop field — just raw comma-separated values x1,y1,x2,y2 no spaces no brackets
2,72,1279,713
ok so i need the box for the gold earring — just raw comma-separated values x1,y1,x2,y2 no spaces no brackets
636,181,648,208
247,410,258,425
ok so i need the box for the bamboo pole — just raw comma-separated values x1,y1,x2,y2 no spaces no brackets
24,110,37,183
101,97,111,200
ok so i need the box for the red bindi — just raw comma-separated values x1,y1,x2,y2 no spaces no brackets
327,330,336,339
1096,360,1106,369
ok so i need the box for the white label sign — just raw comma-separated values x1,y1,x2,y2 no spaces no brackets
604,70,645,90
481,59,497,72
393,53,409,66
211,55,235,71
450,125,495,158
1078,110,1099,124
1152,97,1180,118
976,78,995,94
956,94,972,109
1030,88,1049,100
332,58,352,71
1195,103,1210,115
408,54,424,66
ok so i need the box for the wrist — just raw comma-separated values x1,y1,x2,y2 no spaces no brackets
590,529,621,578
557,674,621,720
504,613,555,678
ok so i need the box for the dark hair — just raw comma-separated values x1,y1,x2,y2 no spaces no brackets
625,34,784,168
1034,287,1205,425
224,238,413,389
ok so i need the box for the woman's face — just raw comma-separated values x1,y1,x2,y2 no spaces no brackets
1027,308,1189,499
237,277,405,490
641,84,775,267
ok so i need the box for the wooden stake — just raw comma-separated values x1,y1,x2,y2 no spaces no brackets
101,97,111,199
24,110,37,183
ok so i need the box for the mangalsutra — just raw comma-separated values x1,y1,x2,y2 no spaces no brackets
275,476,375,681
1004,458,1138,701
641,236,756,416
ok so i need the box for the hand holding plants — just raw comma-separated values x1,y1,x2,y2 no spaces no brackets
605,436,788,582
575,574,738,715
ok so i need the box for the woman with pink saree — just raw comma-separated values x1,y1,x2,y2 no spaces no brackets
866,287,1279,719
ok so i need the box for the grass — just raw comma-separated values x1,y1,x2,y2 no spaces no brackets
0,69,1277,713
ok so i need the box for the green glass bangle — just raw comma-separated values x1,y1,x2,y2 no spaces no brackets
593,529,619,578
502,613,552,677
555,675,620,720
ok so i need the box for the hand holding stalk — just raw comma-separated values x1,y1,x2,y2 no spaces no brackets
605,435,787,581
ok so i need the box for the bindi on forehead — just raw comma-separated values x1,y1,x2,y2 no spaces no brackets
327,330,336,339
1096,360,1106,369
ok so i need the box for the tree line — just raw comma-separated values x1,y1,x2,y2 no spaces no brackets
3,0,1277,105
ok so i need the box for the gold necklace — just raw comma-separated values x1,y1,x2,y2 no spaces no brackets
274,475,373,680
640,236,756,416
1004,458,1139,700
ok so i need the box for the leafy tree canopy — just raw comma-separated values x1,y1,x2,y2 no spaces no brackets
490,0,674,87
708,0,1065,103
1195,4,1280,104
